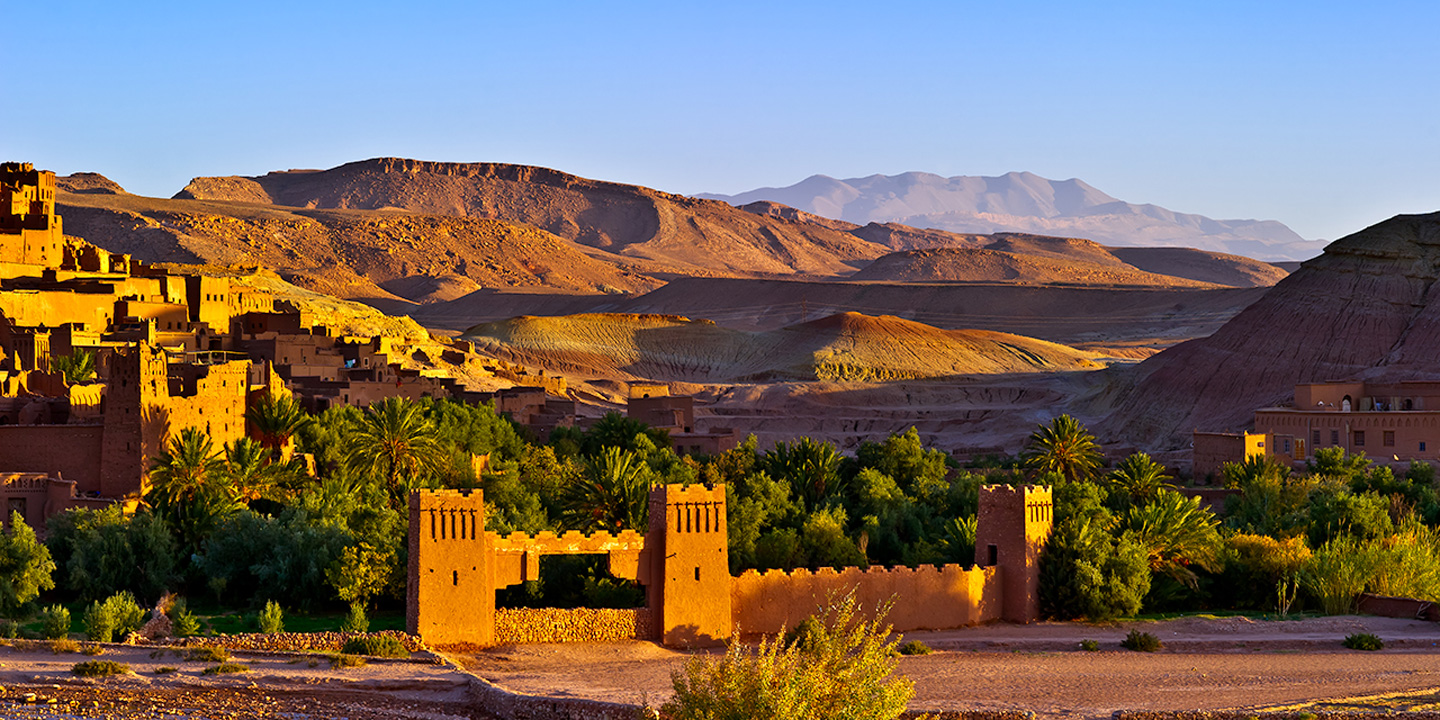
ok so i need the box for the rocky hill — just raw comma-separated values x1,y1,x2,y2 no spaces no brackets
700,171,1326,261
848,247,1218,287
173,159,891,276
1101,212,1440,449
57,191,664,305
464,311,1099,383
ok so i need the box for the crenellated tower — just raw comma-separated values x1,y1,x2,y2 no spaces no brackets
974,484,1053,622
646,483,731,646
407,489,490,645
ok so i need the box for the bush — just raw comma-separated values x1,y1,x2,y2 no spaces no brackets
340,602,369,634
1344,632,1384,651
80,644,104,656
897,640,932,656
169,599,201,638
1121,630,1162,652
330,653,366,668
153,666,178,675
661,592,913,720
82,592,145,643
341,634,408,658
202,662,249,674
257,600,284,634
72,660,128,677
50,639,80,654
185,646,230,662
39,605,70,640
1080,639,1100,652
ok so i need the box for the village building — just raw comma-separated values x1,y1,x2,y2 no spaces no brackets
626,384,738,455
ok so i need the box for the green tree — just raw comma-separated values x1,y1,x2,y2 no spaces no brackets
50,350,96,385
147,428,241,552
1106,453,1176,508
343,397,444,505
245,391,311,460
48,507,176,602
765,438,845,510
560,446,653,531
1022,415,1103,483
1122,490,1222,586
0,513,55,617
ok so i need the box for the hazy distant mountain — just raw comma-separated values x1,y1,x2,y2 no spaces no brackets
699,172,1326,262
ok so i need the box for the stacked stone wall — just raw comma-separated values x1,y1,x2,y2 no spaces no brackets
494,608,654,644
731,563,1002,636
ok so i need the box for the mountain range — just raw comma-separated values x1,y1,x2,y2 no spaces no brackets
700,172,1327,262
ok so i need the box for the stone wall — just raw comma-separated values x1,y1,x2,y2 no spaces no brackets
731,564,1002,636
494,608,654,644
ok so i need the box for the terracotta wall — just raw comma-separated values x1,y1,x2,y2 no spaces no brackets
730,564,1001,635
0,425,104,494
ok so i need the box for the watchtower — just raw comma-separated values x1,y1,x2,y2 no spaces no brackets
646,483,731,646
406,489,490,645
974,485,1053,622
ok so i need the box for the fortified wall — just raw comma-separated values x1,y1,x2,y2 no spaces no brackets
408,484,1052,647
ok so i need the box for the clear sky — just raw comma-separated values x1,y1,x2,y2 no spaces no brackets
5,1,1438,240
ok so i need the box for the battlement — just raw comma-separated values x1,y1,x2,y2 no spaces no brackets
733,563,975,581
486,529,646,554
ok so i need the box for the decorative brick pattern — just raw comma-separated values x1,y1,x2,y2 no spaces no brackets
494,608,654,644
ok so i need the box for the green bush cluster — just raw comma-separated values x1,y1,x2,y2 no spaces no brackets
39,605,70,639
341,634,408,658
71,660,128,677
1121,630,1162,652
257,600,284,634
897,640,932,656
82,592,145,643
1343,632,1384,651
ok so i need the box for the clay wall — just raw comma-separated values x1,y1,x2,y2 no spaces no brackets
184,275,235,329
0,290,116,334
0,163,62,267
628,395,694,431
1191,431,1245,482
1255,408,1440,461
0,425,104,494
494,608,654,644
731,563,1001,635
116,299,189,332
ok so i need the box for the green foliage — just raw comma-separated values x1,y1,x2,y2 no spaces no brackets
147,428,242,552
1301,536,1374,614
1343,632,1384,651
1121,490,1222,587
1022,415,1102,484
39,604,71,640
153,666,178,675
1106,453,1176,509
765,437,846,511
341,634,408,658
662,593,913,720
0,513,55,616
50,349,96,385
186,646,230,662
340,602,369,633
561,446,653,532
800,506,865,569
329,653,366,669
342,397,445,505
47,506,177,603
72,660,128,677
1308,447,1372,481
195,508,351,609
257,600,284,634
82,592,144,642
169,599,201,638
1306,482,1393,548
1079,639,1099,652
1222,456,1313,538
245,391,311,459
1040,482,1150,621
1218,534,1311,609
897,640,932,655
203,662,249,674
1121,630,1162,652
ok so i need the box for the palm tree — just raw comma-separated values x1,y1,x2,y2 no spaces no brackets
223,437,308,502
764,437,845,510
1122,490,1222,587
561,446,653,532
147,428,240,551
1107,452,1176,506
343,397,443,504
246,391,310,460
1022,415,1103,483
50,350,96,385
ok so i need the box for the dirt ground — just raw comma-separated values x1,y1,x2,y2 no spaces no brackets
462,615,1440,718
3,616,1440,718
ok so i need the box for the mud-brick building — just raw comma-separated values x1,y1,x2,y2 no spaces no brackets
407,483,1052,648
0,162,64,272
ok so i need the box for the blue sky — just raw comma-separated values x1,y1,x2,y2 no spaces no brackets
5,1,1438,240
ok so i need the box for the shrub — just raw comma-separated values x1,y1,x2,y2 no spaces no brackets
39,605,71,640
1121,630,1162,652
202,662,249,674
153,666,178,675
1344,632,1384,651
897,640,932,656
185,646,230,662
341,634,408,658
661,592,913,720
72,660,128,677
1080,639,1100,652
50,639,80,654
170,599,201,638
0,620,18,639
339,602,369,634
80,644,104,656
82,592,146,642
257,600,284,634
330,653,366,669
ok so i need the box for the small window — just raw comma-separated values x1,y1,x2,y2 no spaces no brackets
1313,430,1321,446
694,567,700,581
452,570,458,586
1354,431,1365,447
1331,430,1339,446
1384,431,1396,447
987,544,998,566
